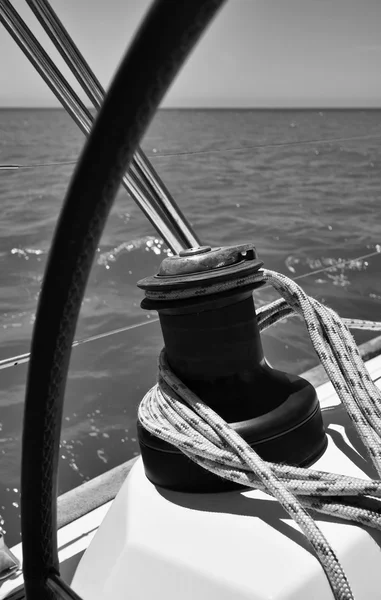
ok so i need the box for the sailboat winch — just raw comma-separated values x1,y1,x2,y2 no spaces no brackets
136,243,327,491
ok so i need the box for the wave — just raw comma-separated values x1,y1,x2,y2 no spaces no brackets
10,247,46,260
96,236,172,270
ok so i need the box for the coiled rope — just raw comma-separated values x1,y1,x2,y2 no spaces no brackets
139,268,381,600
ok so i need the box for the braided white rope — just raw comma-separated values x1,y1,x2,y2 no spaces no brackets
257,296,381,333
138,268,381,600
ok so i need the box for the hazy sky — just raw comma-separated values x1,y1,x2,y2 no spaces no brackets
2,0,381,108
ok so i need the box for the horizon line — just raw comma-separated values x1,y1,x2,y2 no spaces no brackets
1,105,381,111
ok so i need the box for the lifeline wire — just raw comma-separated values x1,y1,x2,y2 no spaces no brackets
0,250,378,372
2,130,381,170
139,268,381,600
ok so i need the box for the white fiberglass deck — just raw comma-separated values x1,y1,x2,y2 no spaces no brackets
2,353,381,600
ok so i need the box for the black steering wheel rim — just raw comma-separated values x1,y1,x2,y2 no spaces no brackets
20,1,225,598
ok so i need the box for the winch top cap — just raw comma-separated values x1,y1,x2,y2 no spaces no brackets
137,243,263,292
159,243,257,277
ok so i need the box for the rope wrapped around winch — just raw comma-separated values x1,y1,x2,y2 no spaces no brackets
139,268,381,600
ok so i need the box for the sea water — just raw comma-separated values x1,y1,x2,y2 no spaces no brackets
0,107,380,543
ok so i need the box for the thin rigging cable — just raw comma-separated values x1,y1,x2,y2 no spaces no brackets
0,250,379,372
0,161,77,170
0,318,160,371
293,250,379,282
250,250,381,295
154,132,381,157
1,131,381,171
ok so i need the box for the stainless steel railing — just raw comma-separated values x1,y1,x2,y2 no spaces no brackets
0,0,201,253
